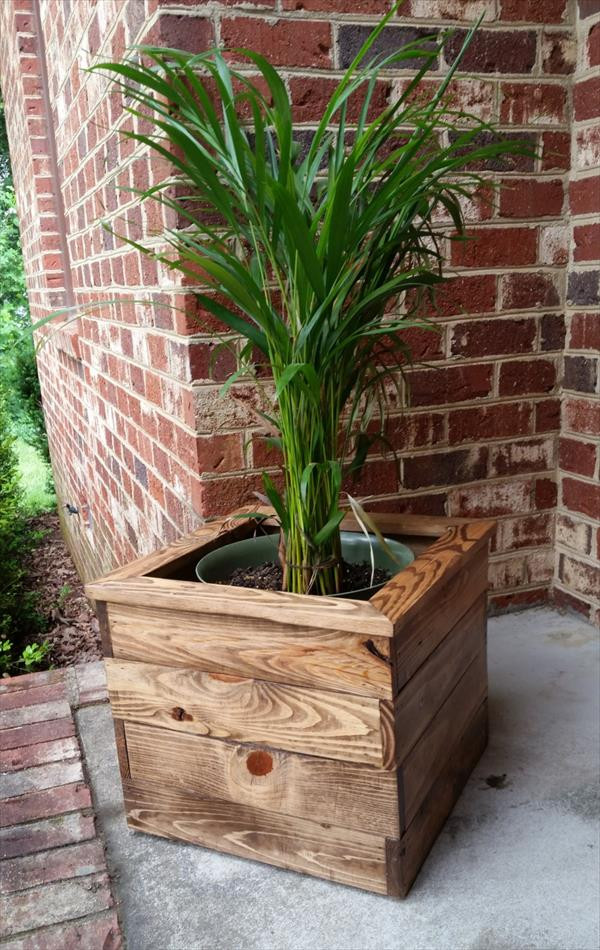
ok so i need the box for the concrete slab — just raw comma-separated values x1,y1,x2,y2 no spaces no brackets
78,608,600,950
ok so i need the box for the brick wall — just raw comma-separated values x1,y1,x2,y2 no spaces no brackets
0,0,598,620
555,1,600,625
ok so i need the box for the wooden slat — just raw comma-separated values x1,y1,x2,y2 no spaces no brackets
107,603,393,699
388,542,490,690
125,721,399,836
371,521,494,631
340,511,474,538
394,595,487,761
123,779,388,893
393,700,488,897
106,660,386,766
87,576,394,637
399,650,487,830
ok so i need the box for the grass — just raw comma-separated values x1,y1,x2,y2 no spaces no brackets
14,437,56,516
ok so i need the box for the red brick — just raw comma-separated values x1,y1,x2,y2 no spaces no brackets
564,397,600,437
451,228,537,268
573,223,600,263
0,670,64,695
574,76,600,122
570,312,600,350
0,718,75,752
0,813,95,861
403,447,487,489
0,839,106,895
0,736,79,773
289,76,389,124
500,83,566,125
283,0,388,7
0,783,91,828
535,398,561,433
409,364,493,407
562,475,600,519
559,554,600,600
450,318,535,358
0,913,123,950
415,274,496,318
499,359,556,396
155,13,213,52
370,493,447,517
490,437,554,477
570,176,600,216
534,477,557,510
499,179,563,219
541,131,570,171
448,479,531,518
0,872,113,938
495,513,553,553
540,313,566,351
491,588,550,612
221,17,331,67
382,413,445,451
541,29,575,74
444,29,536,73
449,403,532,444
0,681,66,711
553,587,591,619
500,0,567,21
559,437,596,477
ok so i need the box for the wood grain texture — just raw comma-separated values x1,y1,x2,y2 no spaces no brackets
87,575,394,637
394,595,487,762
395,700,488,897
340,512,474,538
123,779,388,893
371,521,494,630
106,660,386,766
125,721,399,836
389,547,490,691
399,649,487,830
107,603,393,699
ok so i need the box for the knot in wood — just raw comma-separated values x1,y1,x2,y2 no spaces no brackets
171,706,192,721
246,750,273,776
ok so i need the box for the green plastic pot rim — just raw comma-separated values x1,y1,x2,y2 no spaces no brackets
195,530,415,600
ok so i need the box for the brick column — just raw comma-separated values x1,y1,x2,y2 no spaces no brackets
555,1,600,624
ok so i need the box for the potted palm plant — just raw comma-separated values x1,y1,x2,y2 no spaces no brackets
82,10,529,896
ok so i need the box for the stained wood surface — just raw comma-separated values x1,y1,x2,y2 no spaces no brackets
396,700,488,896
389,547,489,691
108,603,392,699
394,595,487,762
123,779,388,893
106,659,387,766
88,575,393,637
400,649,487,830
125,721,399,836
371,521,494,629
340,512,473,538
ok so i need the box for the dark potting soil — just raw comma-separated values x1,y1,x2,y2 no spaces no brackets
223,559,391,593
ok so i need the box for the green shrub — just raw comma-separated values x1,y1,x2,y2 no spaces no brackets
0,385,46,648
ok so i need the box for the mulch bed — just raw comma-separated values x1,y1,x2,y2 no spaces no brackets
24,512,101,666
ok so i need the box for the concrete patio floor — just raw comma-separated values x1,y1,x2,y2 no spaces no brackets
78,607,600,950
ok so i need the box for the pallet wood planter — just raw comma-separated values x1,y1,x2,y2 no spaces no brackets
86,511,494,898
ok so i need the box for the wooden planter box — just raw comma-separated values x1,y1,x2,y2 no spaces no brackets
86,511,494,898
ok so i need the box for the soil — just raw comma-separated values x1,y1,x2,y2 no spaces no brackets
24,512,101,666
224,559,391,594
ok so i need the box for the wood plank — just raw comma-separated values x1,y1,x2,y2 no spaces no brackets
371,521,495,631
123,779,387,894
340,511,476,538
399,649,487,830
389,545,490,690
107,603,393,699
394,595,487,761
106,660,386,766
394,700,488,897
87,575,394,637
125,721,399,837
